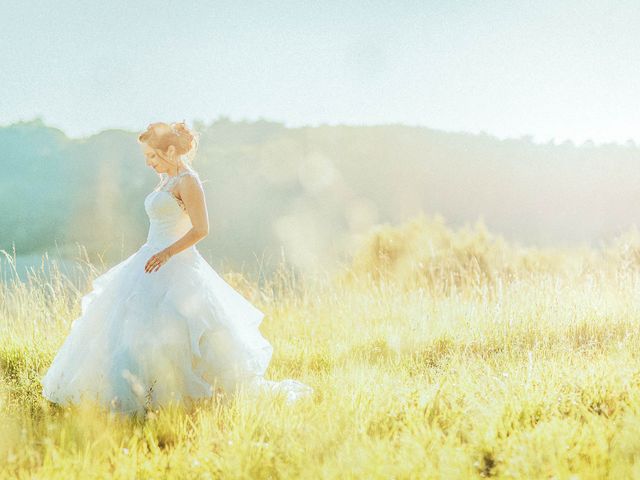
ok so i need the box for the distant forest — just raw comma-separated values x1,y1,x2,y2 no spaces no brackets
2,117,640,274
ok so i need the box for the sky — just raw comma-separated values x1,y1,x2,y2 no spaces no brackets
0,0,638,144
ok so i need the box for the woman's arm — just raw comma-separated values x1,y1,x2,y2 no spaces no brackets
145,175,209,273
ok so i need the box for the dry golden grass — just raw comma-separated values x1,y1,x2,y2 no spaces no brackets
2,215,640,479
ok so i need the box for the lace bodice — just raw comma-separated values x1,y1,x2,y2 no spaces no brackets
144,168,202,250
154,168,201,212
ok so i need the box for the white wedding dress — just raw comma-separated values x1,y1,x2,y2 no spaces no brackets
41,167,313,414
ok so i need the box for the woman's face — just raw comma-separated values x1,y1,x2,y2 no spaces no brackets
142,144,170,174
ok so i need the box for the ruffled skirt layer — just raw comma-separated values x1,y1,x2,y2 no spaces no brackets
41,243,312,414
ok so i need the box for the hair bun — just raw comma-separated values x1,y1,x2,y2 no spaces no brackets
138,120,200,166
172,122,187,136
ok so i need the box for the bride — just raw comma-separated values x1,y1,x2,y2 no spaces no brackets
41,121,313,415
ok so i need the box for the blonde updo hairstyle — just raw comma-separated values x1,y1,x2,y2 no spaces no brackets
137,121,200,171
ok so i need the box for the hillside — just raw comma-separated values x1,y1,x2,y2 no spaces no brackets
2,117,639,275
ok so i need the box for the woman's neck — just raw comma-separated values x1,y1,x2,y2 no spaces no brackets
166,164,185,177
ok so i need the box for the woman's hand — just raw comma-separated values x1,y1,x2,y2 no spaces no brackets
145,248,172,273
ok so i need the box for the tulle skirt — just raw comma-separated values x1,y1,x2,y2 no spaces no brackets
41,243,313,414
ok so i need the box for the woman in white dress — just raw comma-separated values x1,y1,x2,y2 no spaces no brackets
41,121,313,415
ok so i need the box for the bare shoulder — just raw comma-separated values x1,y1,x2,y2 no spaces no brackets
177,170,204,193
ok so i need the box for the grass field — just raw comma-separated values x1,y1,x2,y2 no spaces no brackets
2,214,640,479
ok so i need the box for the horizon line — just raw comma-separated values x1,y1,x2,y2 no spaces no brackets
2,115,638,150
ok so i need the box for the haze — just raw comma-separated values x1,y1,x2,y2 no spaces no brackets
1,1,638,144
